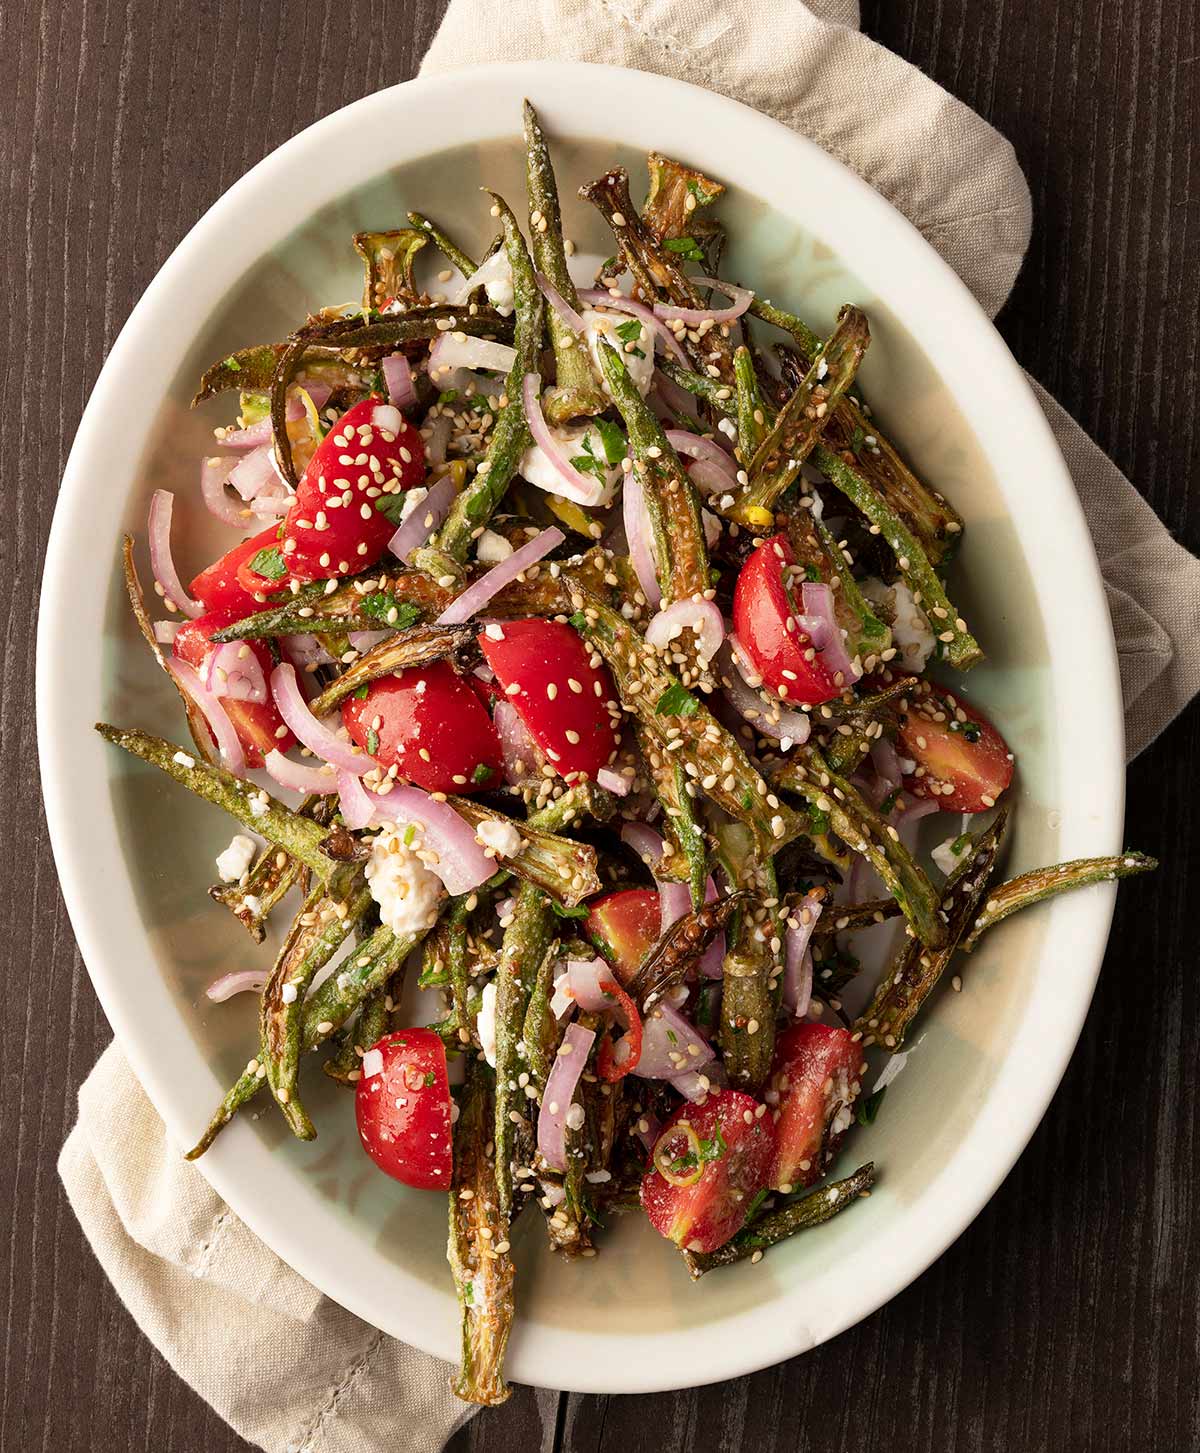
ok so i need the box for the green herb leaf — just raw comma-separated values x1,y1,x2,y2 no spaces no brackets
568,611,589,631
742,1187,769,1225
248,546,287,581
471,762,493,785
352,684,370,700
857,1087,887,1126
664,236,706,263
593,418,626,464
358,593,421,628
373,493,408,524
615,319,643,344
438,388,460,405
655,683,699,717
423,1069,437,1087
550,899,589,920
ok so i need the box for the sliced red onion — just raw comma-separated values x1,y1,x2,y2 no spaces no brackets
280,634,336,671
783,891,824,1015
540,1180,567,1207
335,771,376,831
153,620,180,645
227,445,281,502
654,276,754,326
348,630,392,654
427,331,516,384
520,375,606,506
270,662,378,775
634,1002,714,1081
169,657,245,775
493,698,542,784
205,970,268,1003
448,249,510,306
634,1112,662,1153
387,473,458,563
622,469,661,608
671,1059,728,1102
537,1022,596,1171
148,490,202,618
645,598,725,664
718,640,812,745
576,290,689,366
435,525,564,626
699,877,726,979
371,402,404,437
870,736,903,794
686,458,738,498
658,880,690,937
664,430,736,472
535,271,585,334
596,767,630,796
337,774,494,896
566,958,619,1013
203,641,267,703
264,749,339,795
247,489,292,519
798,581,860,683
652,370,698,417
382,353,417,409
621,822,665,867
200,456,248,527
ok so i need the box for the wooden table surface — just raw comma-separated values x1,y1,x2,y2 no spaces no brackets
4,1,1197,1449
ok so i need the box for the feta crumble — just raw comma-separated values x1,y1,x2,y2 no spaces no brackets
365,826,442,937
476,528,514,564
861,576,936,673
475,817,523,859
215,833,256,883
477,981,498,1068
582,309,654,397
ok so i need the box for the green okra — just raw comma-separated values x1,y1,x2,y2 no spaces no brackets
208,795,336,942
521,943,564,1097
414,192,545,575
449,797,602,907
407,211,478,279
306,624,471,715
352,228,428,312
775,744,945,948
720,928,775,1095
323,982,392,1087
523,100,608,424
962,850,1157,951
855,811,1009,1048
448,1060,515,1406
809,512,893,666
681,1162,877,1276
637,728,708,908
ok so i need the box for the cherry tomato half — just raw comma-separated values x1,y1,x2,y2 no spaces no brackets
640,1089,775,1253
355,1028,454,1191
766,1022,863,1193
341,661,503,795
732,533,841,706
190,525,283,616
896,681,1014,813
173,609,291,766
586,888,661,986
478,619,620,779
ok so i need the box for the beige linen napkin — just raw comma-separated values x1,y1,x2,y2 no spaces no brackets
60,2,1200,1451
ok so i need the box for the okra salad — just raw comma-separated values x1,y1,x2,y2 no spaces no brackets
100,103,1155,1404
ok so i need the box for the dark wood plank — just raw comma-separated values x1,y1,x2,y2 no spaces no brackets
1,1,1195,1451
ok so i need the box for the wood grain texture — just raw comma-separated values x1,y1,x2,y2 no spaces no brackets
1,2,1195,1450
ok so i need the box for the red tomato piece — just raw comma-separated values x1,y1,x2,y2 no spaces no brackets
354,1028,454,1191
640,1089,775,1253
341,661,503,795
732,533,840,707
477,619,620,779
282,398,426,581
173,610,291,767
595,975,643,1081
586,888,660,986
896,681,1014,813
190,525,282,615
766,1022,864,1193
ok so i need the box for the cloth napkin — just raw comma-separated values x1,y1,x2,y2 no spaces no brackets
59,2,1200,1451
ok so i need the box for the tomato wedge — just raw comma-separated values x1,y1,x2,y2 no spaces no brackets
641,1089,775,1253
586,888,660,986
732,533,840,706
477,619,620,779
282,398,426,581
341,661,503,795
190,525,282,615
766,1022,864,1192
172,610,291,766
355,1028,454,1191
896,681,1014,813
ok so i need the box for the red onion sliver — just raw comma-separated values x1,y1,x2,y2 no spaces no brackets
169,657,245,776
658,880,690,937
200,456,248,527
204,641,268,703
153,620,179,645
205,970,269,1003
686,459,738,498
270,662,378,775
336,774,494,896
148,490,202,618
537,1022,596,1171
635,1002,714,1080
596,767,629,797
535,271,585,334
652,369,698,418
798,581,860,683
717,640,812,745
336,771,375,831
427,330,516,383
423,413,453,469
566,958,619,1013
280,633,336,671
645,598,725,664
622,469,661,608
783,891,824,1015
382,353,417,409
576,290,689,366
435,525,564,626
870,736,903,794
520,374,606,506
699,877,725,979
264,749,339,795
493,698,542,784
664,430,735,473
387,473,458,563
621,822,665,867
227,445,280,502
635,1112,662,1153
347,630,391,654
653,276,753,326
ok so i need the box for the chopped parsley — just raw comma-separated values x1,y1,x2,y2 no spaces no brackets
664,235,705,263
571,431,611,488
471,762,493,785
568,610,589,631
437,388,460,405
248,545,287,581
402,823,417,847
655,683,699,717
365,727,380,756
742,1187,770,1226
593,417,626,464
423,1070,437,1087
357,593,421,629
950,718,982,743
614,318,645,358
352,684,370,700
373,493,408,524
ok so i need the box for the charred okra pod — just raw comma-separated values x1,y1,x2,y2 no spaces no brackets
962,850,1156,950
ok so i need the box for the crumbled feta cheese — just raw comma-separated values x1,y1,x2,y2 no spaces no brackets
477,981,498,1068
550,968,574,1020
280,982,298,1005
241,894,262,916
861,576,936,673
361,1047,385,1079
932,835,971,876
475,817,523,858
519,418,622,506
248,792,269,819
215,833,256,883
476,528,514,565
484,623,506,641
702,508,722,549
172,751,195,769
483,252,515,315
582,309,654,397
365,826,442,936
584,1169,612,1184
396,485,428,524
